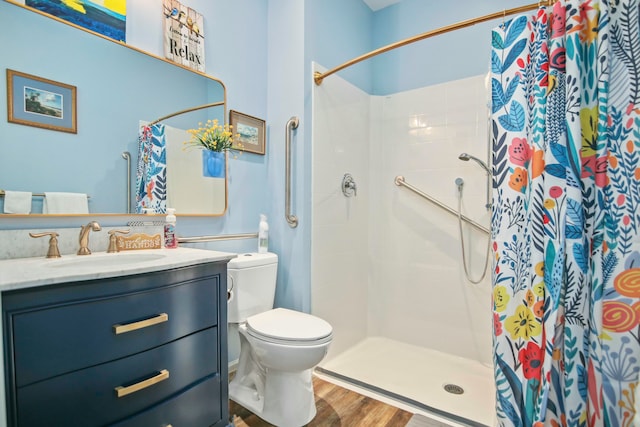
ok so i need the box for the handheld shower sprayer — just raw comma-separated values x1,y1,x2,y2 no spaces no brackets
455,154,492,284
458,153,491,175
455,177,464,191
458,152,492,211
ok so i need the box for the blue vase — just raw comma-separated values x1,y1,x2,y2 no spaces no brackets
202,150,225,178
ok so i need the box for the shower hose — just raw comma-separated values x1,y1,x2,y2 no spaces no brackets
456,181,491,284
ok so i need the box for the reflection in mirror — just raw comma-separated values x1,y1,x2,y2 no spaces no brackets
0,1,227,216
138,121,226,215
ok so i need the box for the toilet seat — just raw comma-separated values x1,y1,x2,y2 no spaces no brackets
246,308,333,346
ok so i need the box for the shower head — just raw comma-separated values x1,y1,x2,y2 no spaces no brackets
458,153,491,175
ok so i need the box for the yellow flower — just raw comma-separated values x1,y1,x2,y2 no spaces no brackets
544,199,556,209
535,262,545,277
505,304,541,340
533,281,545,297
494,286,510,312
580,106,598,157
184,119,239,153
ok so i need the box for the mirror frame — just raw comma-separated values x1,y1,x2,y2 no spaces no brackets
2,0,228,218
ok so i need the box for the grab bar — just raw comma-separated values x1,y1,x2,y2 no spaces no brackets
177,232,258,243
394,175,489,235
285,117,299,228
0,191,90,199
122,151,131,214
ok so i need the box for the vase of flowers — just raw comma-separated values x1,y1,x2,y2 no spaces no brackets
202,150,225,177
184,119,239,178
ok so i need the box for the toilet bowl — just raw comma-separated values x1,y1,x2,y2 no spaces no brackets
227,253,332,427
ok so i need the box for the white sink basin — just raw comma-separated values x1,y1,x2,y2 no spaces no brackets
47,252,167,269
0,247,236,291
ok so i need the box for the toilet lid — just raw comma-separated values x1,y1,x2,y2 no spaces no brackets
246,308,333,342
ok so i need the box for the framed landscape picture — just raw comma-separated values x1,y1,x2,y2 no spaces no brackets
6,69,77,134
230,110,266,155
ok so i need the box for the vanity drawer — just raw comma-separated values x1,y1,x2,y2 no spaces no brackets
16,327,219,427
112,375,224,427
10,276,219,387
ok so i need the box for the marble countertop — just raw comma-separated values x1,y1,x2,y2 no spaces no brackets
0,247,236,292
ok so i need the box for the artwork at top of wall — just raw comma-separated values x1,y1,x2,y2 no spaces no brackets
230,110,266,155
163,0,205,73
23,0,126,42
6,69,77,134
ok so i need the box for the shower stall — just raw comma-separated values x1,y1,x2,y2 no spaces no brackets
310,68,495,426
308,4,547,424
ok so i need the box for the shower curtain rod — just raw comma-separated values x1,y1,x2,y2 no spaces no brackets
313,1,550,85
146,101,226,127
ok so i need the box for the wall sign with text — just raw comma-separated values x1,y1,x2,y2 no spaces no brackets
162,0,205,73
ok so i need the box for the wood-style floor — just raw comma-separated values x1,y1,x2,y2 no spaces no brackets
230,376,414,427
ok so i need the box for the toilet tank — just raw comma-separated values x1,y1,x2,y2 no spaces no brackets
227,252,278,323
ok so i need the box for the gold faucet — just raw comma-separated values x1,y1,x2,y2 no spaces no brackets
29,232,62,258
78,221,101,255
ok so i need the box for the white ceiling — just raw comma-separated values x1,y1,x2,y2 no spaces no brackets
363,0,401,11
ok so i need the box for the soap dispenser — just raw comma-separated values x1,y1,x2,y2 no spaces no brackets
164,208,177,249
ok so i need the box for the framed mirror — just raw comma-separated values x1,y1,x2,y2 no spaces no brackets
0,0,227,216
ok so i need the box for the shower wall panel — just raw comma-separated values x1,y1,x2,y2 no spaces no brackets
311,64,371,360
312,69,493,366
368,75,492,364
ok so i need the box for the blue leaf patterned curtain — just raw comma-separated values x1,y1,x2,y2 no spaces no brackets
135,124,167,214
491,1,640,425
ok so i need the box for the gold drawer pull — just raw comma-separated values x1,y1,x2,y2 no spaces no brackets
115,369,170,398
113,313,169,335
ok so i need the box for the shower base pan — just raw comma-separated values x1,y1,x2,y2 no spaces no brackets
316,337,494,427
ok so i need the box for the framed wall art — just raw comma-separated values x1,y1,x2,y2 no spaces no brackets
21,0,126,42
163,0,205,72
6,69,77,134
230,110,266,155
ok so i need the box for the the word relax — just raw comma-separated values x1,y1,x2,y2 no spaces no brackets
169,39,202,65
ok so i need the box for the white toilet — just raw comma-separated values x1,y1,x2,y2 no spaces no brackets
227,252,333,427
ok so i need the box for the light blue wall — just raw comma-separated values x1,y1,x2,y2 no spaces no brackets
305,0,374,93
371,0,534,94
264,0,308,311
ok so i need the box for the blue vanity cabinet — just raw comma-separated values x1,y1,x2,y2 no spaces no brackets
2,261,230,427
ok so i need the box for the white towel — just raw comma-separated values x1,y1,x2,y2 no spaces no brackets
43,192,89,214
3,191,32,214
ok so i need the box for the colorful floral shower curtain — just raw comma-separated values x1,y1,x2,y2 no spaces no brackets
491,1,640,426
135,123,167,214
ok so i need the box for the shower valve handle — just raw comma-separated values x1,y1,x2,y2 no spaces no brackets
342,173,357,197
